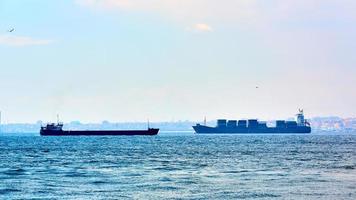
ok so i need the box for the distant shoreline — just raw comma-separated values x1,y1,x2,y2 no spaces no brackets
0,117,355,133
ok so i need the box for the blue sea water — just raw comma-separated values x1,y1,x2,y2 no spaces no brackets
0,132,355,199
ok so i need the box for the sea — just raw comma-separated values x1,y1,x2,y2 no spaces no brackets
0,132,355,200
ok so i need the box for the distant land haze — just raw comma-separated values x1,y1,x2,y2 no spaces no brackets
0,117,355,133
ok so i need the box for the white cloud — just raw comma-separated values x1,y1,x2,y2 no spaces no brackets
0,35,53,47
186,23,213,32
193,23,213,32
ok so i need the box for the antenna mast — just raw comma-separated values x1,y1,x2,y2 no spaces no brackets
57,114,59,124
147,118,150,129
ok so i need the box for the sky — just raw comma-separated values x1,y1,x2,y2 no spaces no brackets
0,0,355,123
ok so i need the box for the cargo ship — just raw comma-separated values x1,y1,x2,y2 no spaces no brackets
40,123,159,136
193,110,311,134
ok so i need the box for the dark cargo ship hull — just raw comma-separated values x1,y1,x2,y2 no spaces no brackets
193,125,311,134
40,129,159,136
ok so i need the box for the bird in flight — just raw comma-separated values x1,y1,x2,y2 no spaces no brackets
8,28,14,32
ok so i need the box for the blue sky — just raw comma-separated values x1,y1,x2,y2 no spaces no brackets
0,0,355,123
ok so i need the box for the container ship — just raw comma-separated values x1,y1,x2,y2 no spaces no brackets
40,123,159,136
193,110,311,134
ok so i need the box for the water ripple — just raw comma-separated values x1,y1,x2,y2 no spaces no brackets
0,134,355,199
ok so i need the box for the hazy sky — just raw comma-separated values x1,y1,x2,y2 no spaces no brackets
0,0,355,123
